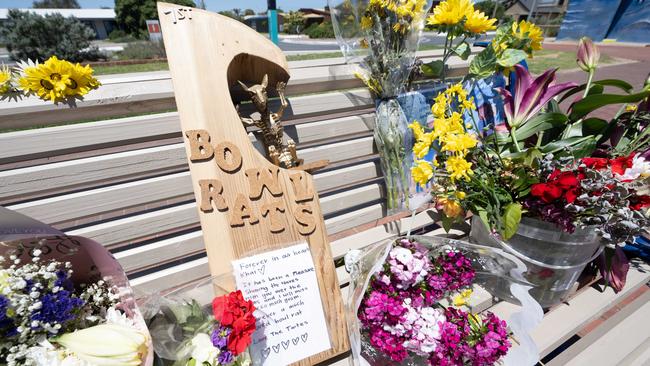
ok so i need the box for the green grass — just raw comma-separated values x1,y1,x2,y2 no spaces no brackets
93,62,169,75
286,51,342,61
527,49,616,75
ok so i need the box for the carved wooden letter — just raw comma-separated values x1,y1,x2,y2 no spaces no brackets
215,141,243,173
294,203,316,236
186,129,214,161
261,200,286,233
230,193,259,227
289,172,315,203
245,166,283,200
198,179,228,212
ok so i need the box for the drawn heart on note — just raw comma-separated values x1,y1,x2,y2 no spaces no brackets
281,340,290,350
292,337,300,346
301,333,308,343
272,344,281,353
258,264,266,275
262,348,271,359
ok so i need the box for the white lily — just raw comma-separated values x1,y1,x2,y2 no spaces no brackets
53,323,148,366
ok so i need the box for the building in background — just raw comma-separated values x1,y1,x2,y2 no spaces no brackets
0,8,116,39
505,0,568,23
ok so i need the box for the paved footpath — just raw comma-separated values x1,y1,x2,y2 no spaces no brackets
543,42,650,120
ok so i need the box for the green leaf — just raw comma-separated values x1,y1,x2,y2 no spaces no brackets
569,89,650,120
496,49,527,68
540,136,592,153
559,79,635,103
501,203,522,240
441,215,454,232
469,45,497,78
515,112,569,140
581,117,609,136
571,137,598,158
587,84,604,96
421,60,445,78
453,41,471,60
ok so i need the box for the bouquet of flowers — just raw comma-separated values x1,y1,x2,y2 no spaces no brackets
411,36,650,302
0,55,100,104
346,236,543,365
146,278,258,366
0,207,151,366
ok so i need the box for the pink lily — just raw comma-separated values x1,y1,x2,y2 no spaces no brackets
497,65,577,129
597,245,630,293
577,37,600,72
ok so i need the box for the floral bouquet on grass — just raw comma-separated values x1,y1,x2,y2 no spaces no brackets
346,236,543,365
145,277,259,366
0,207,151,366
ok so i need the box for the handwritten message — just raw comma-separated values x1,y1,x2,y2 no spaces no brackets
233,242,331,365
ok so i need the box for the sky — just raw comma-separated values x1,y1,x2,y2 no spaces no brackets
0,0,328,12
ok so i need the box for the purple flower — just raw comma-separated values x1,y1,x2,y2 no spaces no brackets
0,295,17,337
387,245,432,289
597,245,630,293
218,350,234,364
497,64,577,129
211,325,231,349
30,290,84,332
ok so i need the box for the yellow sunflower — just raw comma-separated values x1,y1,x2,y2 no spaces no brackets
66,62,101,98
17,56,99,103
512,20,544,53
0,65,11,94
427,0,474,26
463,9,496,34
361,15,374,30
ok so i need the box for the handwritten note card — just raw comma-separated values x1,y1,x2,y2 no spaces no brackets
233,242,331,365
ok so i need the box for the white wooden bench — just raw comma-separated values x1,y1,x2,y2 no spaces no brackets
1,49,649,365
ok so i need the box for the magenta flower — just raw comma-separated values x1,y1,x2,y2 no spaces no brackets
577,37,600,72
498,64,577,129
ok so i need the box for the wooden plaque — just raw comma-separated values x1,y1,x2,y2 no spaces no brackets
157,3,349,364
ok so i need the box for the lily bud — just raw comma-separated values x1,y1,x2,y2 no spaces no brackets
54,323,148,365
577,37,600,72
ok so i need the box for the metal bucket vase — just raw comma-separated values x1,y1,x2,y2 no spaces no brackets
469,216,604,308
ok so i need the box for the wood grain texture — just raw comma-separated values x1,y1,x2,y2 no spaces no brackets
157,4,348,363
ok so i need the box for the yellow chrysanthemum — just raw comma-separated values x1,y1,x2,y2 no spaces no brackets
361,16,374,30
413,140,431,159
463,9,496,34
0,65,11,94
412,160,434,187
17,56,100,103
512,20,544,53
455,191,466,200
427,0,474,26
409,121,425,140
432,92,448,117
453,288,473,306
436,197,463,218
440,133,478,154
432,113,465,140
446,155,474,181
461,96,475,111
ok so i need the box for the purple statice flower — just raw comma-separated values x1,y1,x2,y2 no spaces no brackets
211,325,231,349
523,197,576,232
0,295,17,337
387,244,432,289
30,290,84,332
218,350,234,364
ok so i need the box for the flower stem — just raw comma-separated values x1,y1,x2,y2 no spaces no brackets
510,127,522,152
582,70,595,98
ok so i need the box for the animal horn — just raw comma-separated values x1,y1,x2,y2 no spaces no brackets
237,80,249,91
261,74,268,88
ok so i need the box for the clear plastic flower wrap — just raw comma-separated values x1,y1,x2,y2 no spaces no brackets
0,206,153,366
142,274,271,366
344,235,544,366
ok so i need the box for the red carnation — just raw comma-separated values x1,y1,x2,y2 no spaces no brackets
228,311,257,355
582,157,608,170
213,290,255,327
555,171,579,190
611,153,635,176
629,195,650,211
565,188,579,204
531,183,563,203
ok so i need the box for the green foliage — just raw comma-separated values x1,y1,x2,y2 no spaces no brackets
304,21,335,39
283,11,305,34
115,0,196,38
108,29,138,43
452,41,471,60
218,8,244,21
474,0,510,23
0,9,101,62
32,0,79,8
244,9,256,16
501,203,522,240
117,41,166,60
569,90,650,121
468,45,496,79
496,49,527,68
421,60,445,78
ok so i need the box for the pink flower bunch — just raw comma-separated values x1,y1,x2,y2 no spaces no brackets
358,239,510,365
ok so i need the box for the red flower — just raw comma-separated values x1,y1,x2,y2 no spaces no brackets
629,195,650,211
531,183,563,203
227,311,257,355
582,157,608,170
213,290,255,327
611,153,635,176
555,171,579,190
565,188,579,204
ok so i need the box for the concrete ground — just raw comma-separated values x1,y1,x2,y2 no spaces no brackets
544,42,650,120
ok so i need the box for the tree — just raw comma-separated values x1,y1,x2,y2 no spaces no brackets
197,0,206,10
283,11,305,34
244,9,255,16
475,0,510,23
32,0,80,8
0,10,100,62
115,0,196,38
